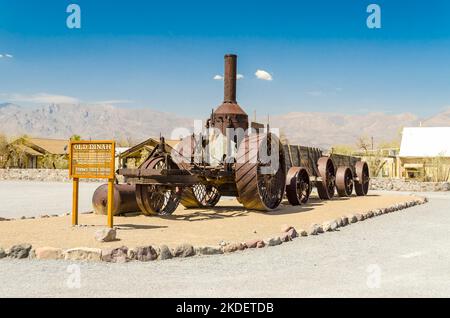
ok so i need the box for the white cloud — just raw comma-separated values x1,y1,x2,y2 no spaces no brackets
213,74,244,80
0,53,13,59
7,93,80,104
2,93,136,106
92,99,134,105
255,69,273,81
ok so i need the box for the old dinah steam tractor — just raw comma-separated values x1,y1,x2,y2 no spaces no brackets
93,54,370,216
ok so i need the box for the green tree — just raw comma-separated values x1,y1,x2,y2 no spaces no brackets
70,134,82,141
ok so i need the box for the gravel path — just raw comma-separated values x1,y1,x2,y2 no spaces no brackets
0,181,102,218
0,191,449,297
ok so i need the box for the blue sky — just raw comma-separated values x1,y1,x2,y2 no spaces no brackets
0,0,449,117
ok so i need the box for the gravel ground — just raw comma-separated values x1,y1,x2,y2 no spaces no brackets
0,181,102,218
0,191,448,298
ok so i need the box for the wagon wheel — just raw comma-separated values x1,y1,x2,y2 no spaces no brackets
336,166,354,197
285,167,311,205
355,161,370,196
316,157,336,200
235,133,286,211
180,183,221,208
135,156,181,216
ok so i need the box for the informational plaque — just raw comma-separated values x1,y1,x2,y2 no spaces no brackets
69,141,115,179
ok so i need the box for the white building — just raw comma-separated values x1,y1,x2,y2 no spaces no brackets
398,127,450,181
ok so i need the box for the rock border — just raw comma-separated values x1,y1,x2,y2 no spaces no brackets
0,196,428,263
0,211,93,222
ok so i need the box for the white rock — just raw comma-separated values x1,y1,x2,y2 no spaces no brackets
95,228,117,242
64,247,102,261
35,247,63,260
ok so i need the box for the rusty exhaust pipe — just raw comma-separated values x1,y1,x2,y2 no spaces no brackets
211,54,248,135
224,54,237,103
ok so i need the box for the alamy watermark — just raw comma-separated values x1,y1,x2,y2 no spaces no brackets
66,4,81,29
367,4,382,29
66,264,81,289
366,264,382,289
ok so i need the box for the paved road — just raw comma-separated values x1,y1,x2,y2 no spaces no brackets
0,191,449,297
0,181,102,218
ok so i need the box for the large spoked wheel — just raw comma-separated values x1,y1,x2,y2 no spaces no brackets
355,161,370,196
236,134,286,211
336,166,354,197
180,183,221,208
316,157,336,200
135,157,181,216
285,167,311,205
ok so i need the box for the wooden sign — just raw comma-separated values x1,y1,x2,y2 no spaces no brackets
69,140,116,228
69,141,115,179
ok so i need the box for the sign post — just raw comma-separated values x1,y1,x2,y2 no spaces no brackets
69,140,116,228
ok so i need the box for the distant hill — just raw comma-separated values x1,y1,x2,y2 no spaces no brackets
0,103,449,149
270,111,420,149
0,103,192,144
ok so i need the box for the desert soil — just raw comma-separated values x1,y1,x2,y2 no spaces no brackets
0,193,418,249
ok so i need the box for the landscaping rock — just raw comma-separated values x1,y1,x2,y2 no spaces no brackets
347,214,358,223
323,220,338,232
195,246,223,255
0,217,10,221
102,246,129,263
355,213,364,221
136,246,157,262
245,239,265,248
365,210,374,219
8,244,32,259
298,229,308,237
64,247,102,261
173,244,195,258
0,248,6,259
308,224,323,235
127,248,137,261
287,227,298,239
35,247,63,260
279,232,292,242
158,245,173,260
265,237,282,246
95,228,117,242
223,242,246,253
370,178,450,192
322,221,332,232
29,250,36,259
341,216,349,226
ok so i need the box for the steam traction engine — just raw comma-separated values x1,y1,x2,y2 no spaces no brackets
117,54,370,215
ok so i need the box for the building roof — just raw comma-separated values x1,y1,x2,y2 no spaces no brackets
119,137,180,159
15,144,44,156
26,138,68,155
399,127,450,157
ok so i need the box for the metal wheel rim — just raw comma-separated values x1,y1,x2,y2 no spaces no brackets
236,134,286,211
136,157,181,215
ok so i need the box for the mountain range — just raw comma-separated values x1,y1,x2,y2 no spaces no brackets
0,103,449,149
